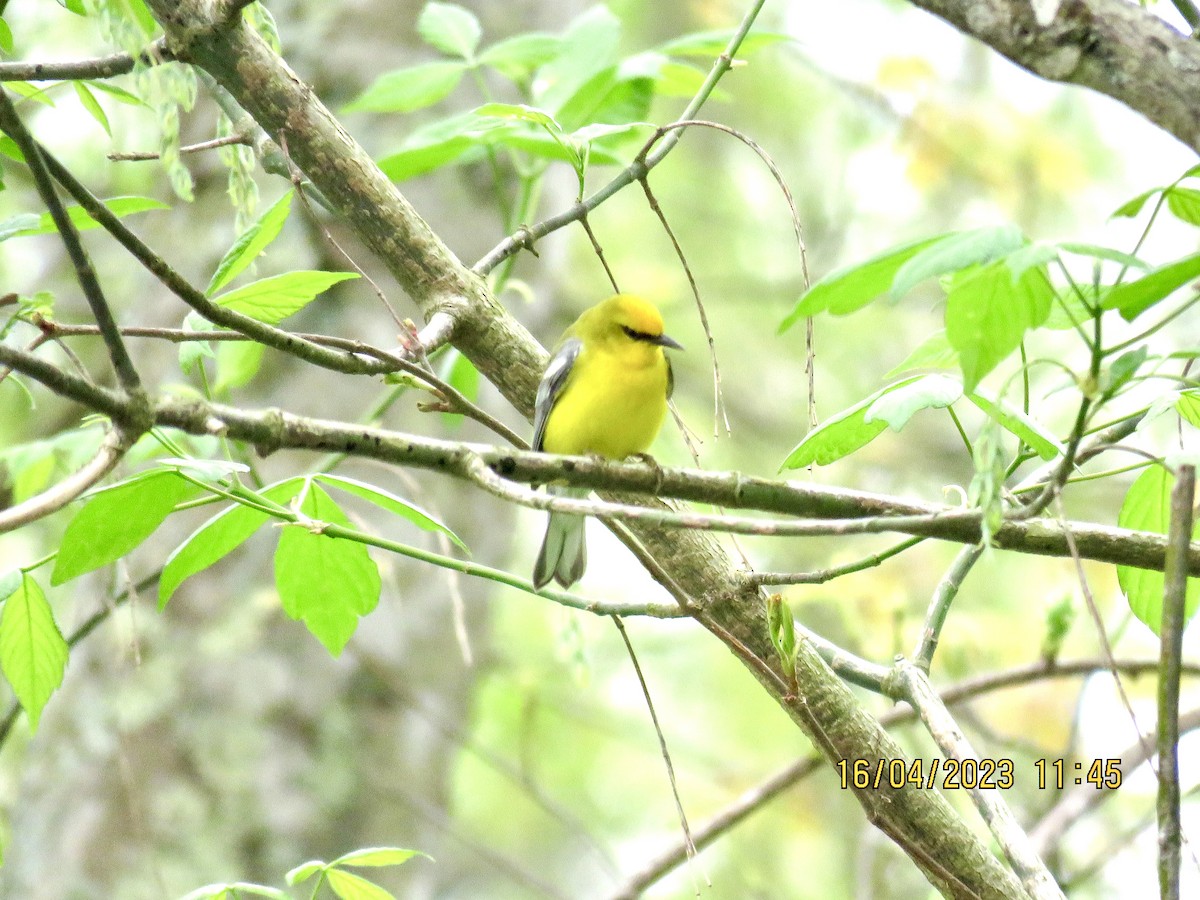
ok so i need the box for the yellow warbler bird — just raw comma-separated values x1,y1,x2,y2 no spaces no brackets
532,294,683,589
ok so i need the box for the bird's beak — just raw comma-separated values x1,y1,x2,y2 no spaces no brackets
652,333,684,351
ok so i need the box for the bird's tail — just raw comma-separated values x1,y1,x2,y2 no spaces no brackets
532,488,587,589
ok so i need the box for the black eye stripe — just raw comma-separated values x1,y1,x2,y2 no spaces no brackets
621,325,658,342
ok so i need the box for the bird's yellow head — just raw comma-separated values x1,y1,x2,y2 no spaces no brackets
572,294,683,351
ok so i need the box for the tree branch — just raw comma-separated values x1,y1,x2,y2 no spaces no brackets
0,426,134,534
906,0,1200,152
0,40,172,81
0,89,143,397
1156,464,1193,897
147,395,1200,578
891,660,1063,899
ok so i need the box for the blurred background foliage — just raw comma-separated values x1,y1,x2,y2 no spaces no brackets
0,0,1198,897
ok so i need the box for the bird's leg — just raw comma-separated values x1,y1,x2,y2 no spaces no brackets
627,452,666,496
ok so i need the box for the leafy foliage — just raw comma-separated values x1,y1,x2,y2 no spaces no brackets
0,572,68,730
1117,466,1200,634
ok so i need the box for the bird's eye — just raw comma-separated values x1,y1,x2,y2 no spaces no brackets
621,325,654,342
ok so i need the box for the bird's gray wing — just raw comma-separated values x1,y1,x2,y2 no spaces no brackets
532,337,582,451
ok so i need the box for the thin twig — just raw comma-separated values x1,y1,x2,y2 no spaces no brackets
913,543,985,671
108,133,252,161
1157,464,1193,898
280,130,406,330
610,615,702,892
637,177,729,436
0,89,143,396
578,214,620,293
35,318,525,446
746,536,924,586
1170,0,1200,35
1053,496,1159,775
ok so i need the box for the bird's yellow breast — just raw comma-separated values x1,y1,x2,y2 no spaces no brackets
541,337,670,459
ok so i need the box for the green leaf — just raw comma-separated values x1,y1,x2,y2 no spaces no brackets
1177,390,1200,428
159,478,303,608
160,457,249,486
1004,243,1059,282
657,29,789,57
1167,186,1200,225
179,884,290,900
84,80,146,106
945,260,1053,391
52,470,201,585
331,847,426,868
0,17,13,54
534,6,621,114
864,373,962,431
479,33,563,82
285,861,326,885
378,135,476,181
474,103,579,168
213,270,358,325
345,61,466,113
780,376,927,469
649,60,712,98
0,135,23,162
1057,242,1150,271
1044,285,1102,330
474,101,561,130
6,81,55,106
59,0,87,14
1101,346,1149,396
555,66,653,132
118,0,158,37
485,127,622,166
439,348,478,428
274,482,381,656
1117,465,1200,635
179,310,216,375
1101,251,1200,322
0,214,43,243
884,330,958,378
891,225,1026,300
325,868,396,900
314,474,468,551
72,82,110,135
214,339,265,392
779,236,941,331
1111,187,1159,219
206,190,294,295
417,2,482,59
0,196,167,242
0,573,68,730
966,390,1063,461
